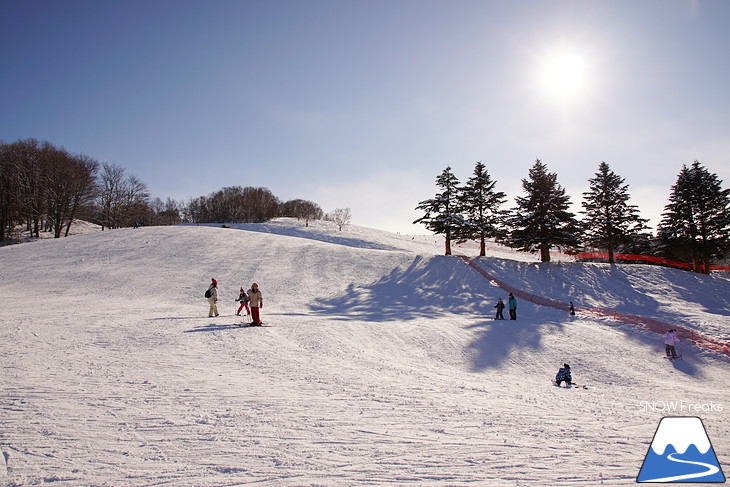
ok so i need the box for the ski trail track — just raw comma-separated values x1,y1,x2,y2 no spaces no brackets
1,222,729,486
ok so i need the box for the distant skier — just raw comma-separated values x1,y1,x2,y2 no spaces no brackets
248,283,264,325
494,297,506,320
236,287,250,318
508,293,517,320
662,329,681,359
555,364,572,387
207,278,219,317
569,301,575,316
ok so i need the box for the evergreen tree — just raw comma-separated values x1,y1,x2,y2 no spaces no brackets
414,166,463,255
509,159,581,262
657,161,730,274
458,161,507,257
581,162,650,263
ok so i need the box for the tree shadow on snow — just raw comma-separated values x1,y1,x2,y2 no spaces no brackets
311,255,569,369
466,319,564,371
477,259,667,315
310,255,490,322
231,223,403,251
657,269,730,316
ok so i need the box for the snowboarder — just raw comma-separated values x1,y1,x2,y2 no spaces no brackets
248,282,264,325
662,329,681,359
235,287,250,317
508,293,517,320
207,278,219,317
555,364,572,387
494,297,506,320
569,301,575,315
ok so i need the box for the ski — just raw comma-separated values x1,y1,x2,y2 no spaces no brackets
552,380,587,389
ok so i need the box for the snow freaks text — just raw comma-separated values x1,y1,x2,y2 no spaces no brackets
639,400,724,413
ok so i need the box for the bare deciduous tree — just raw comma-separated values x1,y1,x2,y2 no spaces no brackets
330,208,352,231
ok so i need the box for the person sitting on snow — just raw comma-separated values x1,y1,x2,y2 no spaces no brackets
555,364,572,386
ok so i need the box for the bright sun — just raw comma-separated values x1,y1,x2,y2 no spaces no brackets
540,50,588,100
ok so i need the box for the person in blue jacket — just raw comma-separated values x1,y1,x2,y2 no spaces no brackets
508,293,517,320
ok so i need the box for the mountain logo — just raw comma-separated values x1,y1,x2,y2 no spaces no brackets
637,416,726,483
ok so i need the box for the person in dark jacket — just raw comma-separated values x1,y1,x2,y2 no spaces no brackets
555,364,572,386
494,298,506,320
236,287,250,317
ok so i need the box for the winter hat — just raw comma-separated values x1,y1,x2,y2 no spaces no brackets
564,363,570,369
211,278,217,284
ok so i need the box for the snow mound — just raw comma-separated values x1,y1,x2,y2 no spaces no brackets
1,221,728,486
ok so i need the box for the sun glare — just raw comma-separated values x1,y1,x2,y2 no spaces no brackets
540,50,588,100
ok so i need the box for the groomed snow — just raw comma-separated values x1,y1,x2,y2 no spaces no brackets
1,219,728,486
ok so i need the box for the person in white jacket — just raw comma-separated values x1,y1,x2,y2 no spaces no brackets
248,283,263,325
207,278,219,317
662,329,680,359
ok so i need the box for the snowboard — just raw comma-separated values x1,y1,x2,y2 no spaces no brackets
552,380,587,389
236,323,271,327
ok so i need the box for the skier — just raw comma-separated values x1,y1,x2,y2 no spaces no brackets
248,282,264,325
494,297,506,320
569,301,575,315
207,278,219,317
235,287,250,318
508,293,517,320
662,329,681,359
555,364,572,387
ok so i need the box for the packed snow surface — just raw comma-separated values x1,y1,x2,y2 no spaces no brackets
1,219,728,486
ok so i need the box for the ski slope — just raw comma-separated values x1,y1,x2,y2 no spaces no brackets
1,219,728,486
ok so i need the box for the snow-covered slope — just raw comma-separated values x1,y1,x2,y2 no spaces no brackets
1,219,728,486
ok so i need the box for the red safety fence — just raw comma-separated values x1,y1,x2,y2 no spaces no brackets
458,256,730,356
575,252,730,273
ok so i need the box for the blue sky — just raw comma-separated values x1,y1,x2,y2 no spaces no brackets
2,0,729,233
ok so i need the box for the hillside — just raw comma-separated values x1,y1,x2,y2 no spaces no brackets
1,219,729,486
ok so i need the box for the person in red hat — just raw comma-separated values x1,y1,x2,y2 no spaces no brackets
207,278,219,317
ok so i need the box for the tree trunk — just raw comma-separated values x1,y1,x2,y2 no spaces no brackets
540,242,551,262
607,241,615,264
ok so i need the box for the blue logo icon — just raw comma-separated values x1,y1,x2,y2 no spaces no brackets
637,417,725,483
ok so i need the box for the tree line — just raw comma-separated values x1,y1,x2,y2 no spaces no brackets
415,159,730,273
0,139,346,243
